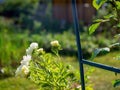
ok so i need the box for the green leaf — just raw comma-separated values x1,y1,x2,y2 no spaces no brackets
116,1,120,9
90,47,110,60
93,0,107,10
90,49,101,60
89,22,100,34
103,14,114,19
113,79,120,87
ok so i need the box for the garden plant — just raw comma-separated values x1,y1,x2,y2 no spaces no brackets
15,40,94,90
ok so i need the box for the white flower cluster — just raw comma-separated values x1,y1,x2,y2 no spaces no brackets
26,43,38,55
15,42,38,77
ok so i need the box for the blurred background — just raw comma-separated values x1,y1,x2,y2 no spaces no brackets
0,0,120,90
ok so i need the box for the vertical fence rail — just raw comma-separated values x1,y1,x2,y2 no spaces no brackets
71,0,85,90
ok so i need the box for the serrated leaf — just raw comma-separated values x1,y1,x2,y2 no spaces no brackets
93,0,107,10
89,22,100,34
113,79,120,87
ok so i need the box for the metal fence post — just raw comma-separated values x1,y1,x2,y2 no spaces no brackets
71,0,85,90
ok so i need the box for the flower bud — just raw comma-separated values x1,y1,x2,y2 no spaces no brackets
50,40,60,47
37,48,44,54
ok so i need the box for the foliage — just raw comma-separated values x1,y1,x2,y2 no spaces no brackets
0,0,39,16
0,0,71,32
89,22,101,34
89,0,120,35
0,27,117,67
15,41,81,89
92,0,107,10
0,29,29,67
89,0,120,88
0,0,40,32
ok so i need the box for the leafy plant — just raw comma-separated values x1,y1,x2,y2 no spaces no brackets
15,41,81,89
89,0,120,88
89,0,120,35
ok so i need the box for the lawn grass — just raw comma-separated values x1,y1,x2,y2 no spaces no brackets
0,77,39,90
61,51,120,90
90,51,120,90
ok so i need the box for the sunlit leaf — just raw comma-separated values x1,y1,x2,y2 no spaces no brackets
89,22,100,34
93,0,107,10
103,14,114,19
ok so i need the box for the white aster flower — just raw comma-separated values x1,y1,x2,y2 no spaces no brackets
15,42,38,77
50,40,60,47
